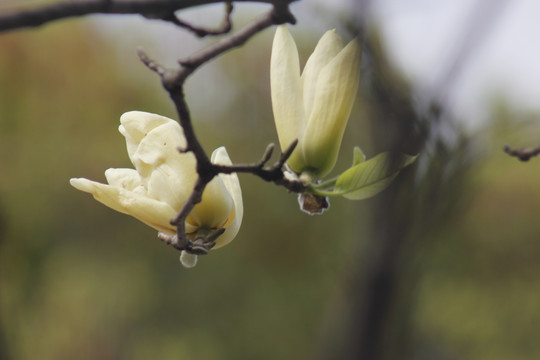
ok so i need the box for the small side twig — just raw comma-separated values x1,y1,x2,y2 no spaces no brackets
137,3,297,254
503,145,540,162
164,2,234,37
136,48,166,76
215,140,307,193
177,4,295,70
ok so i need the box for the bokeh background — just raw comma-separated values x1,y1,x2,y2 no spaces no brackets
1,1,540,359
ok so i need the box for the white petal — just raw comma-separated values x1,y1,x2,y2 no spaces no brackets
301,29,342,121
145,163,197,211
270,25,306,171
187,175,233,231
119,111,173,165
104,168,141,190
210,147,243,249
133,121,186,167
302,39,361,177
70,177,177,234
129,120,197,210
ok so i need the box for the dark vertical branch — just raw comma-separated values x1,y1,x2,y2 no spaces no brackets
0,202,8,360
348,34,426,360
333,0,502,357
138,3,297,253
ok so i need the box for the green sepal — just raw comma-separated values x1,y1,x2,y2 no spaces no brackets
310,152,417,199
309,146,366,191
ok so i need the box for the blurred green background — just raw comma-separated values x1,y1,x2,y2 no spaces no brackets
1,5,540,360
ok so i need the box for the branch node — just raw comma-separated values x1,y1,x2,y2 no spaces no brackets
137,2,300,255
271,4,297,25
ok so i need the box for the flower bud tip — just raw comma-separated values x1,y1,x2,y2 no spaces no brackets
180,251,198,268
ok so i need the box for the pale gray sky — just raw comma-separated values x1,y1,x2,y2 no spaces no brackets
88,0,540,126
368,0,540,124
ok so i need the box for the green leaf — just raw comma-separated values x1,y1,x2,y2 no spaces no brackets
322,152,417,200
310,146,367,192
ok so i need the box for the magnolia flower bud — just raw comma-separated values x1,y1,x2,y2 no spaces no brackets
271,25,361,178
70,111,243,257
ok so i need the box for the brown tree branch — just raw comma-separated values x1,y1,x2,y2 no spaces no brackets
169,176,209,252
0,0,297,33
214,140,306,193
503,145,540,162
137,3,297,254
1,0,299,255
156,140,303,255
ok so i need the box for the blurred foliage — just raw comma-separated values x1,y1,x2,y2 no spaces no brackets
0,17,366,360
1,11,540,360
408,105,540,360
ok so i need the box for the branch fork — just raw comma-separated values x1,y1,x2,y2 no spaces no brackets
136,3,298,254
160,139,304,255
0,0,301,256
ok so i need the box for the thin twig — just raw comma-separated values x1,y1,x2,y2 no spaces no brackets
0,0,297,33
503,145,540,162
170,176,208,250
0,0,300,255
215,140,307,193
177,4,295,70
136,48,166,76
137,3,296,253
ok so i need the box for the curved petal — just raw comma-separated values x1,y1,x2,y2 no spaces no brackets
145,163,197,211
72,111,246,256
302,39,361,177
210,147,243,249
70,177,177,234
125,119,197,210
132,120,191,185
185,222,198,234
301,29,342,121
119,111,173,165
270,25,306,172
104,168,141,190
133,121,186,168
188,175,233,230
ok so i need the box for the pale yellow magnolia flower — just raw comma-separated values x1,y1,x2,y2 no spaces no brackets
70,111,243,262
271,25,361,178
